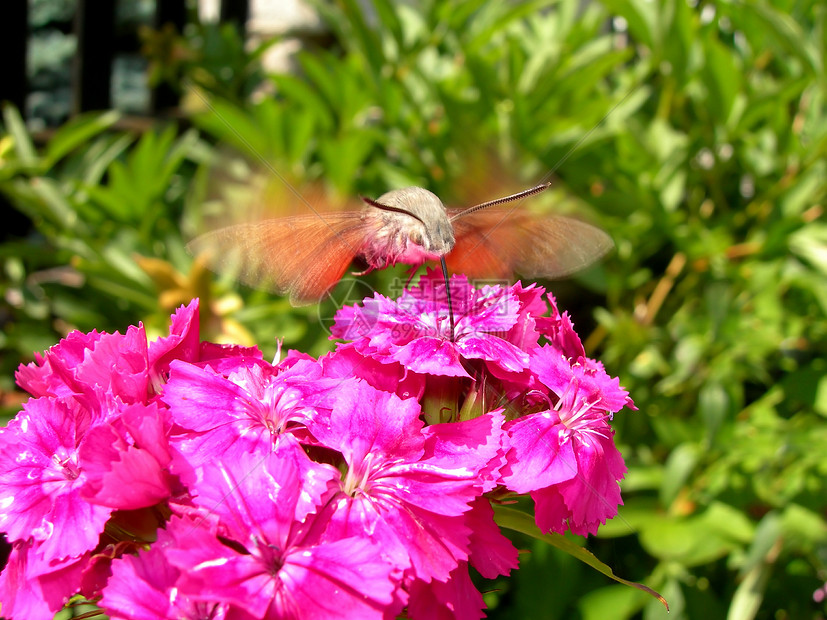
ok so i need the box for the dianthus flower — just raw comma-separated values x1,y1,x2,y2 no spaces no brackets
147,443,398,620
331,271,635,537
331,270,535,378
0,300,256,616
0,271,636,619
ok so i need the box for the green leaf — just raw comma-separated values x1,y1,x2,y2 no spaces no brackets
789,222,827,275
637,502,754,566
331,0,385,74
78,134,135,186
29,177,81,232
698,380,730,439
600,0,657,50
296,51,342,114
579,583,647,620
733,1,823,78
661,0,694,84
319,129,383,195
779,504,827,550
43,110,121,168
271,72,334,132
193,97,277,161
779,161,827,218
660,442,700,505
701,35,741,124
2,104,37,168
371,0,405,54
463,0,556,54
728,512,782,620
494,505,669,611
779,362,827,417
160,128,202,190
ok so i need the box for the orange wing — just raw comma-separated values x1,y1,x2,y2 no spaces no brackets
446,209,613,280
187,212,372,305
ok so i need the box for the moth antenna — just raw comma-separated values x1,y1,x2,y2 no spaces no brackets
449,182,552,221
361,196,426,224
440,256,456,342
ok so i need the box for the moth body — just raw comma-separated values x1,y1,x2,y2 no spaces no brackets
361,187,456,269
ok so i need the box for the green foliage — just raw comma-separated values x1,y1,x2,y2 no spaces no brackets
0,107,205,394
1,0,826,617
142,20,280,104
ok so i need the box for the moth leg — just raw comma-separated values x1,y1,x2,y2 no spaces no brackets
404,265,422,287
351,265,375,277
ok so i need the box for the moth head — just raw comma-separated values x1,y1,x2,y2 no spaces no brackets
369,187,455,255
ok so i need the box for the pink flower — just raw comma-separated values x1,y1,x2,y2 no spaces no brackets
162,355,337,472
307,379,498,585
14,329,104,399
1,272,636,619
0,540,89,619
16,325,149,403
502,345,633,535
162,444,400,620
331,270,531,378
79,401,176,510
100,528,233,620
0,396,113,563
14,299,256,406
0,299,255,615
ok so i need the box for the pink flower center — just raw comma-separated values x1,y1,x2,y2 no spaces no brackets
51,447,81,480
555,380,609,442
342,453,378,497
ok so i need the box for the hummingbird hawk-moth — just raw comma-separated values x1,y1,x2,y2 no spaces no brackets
187,182,613,306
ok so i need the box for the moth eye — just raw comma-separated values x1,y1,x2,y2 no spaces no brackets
409,231,423,246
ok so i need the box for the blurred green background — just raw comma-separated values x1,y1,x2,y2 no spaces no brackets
1,1,826,618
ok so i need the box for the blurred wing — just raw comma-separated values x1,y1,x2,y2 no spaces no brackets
188,212,370,305
447,209,613,279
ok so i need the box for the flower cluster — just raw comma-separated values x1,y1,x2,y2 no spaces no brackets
0,270,633,619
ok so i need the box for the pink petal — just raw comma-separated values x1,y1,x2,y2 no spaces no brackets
407,562,485,620
393,337,469,377
0,398,111,561
465,498,518,578
147,299,201,389
500,411,577,494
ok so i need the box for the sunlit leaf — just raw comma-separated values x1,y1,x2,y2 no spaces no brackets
494,505,669,611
